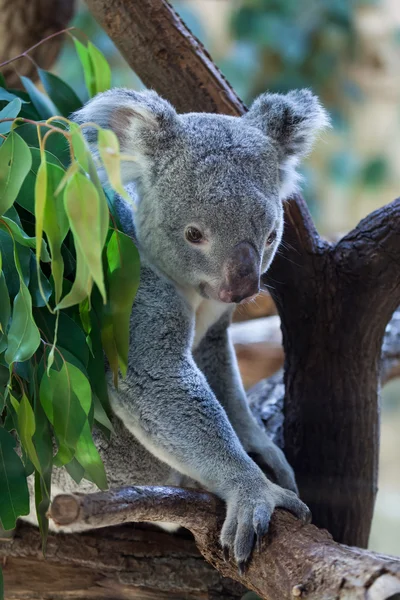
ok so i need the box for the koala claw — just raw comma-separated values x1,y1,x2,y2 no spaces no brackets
220,477,310,567
222,545,230,562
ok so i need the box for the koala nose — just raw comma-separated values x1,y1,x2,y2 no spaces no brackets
218,242,260,304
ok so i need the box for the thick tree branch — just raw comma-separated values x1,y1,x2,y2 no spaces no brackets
48,487,400,600
84,0,245,116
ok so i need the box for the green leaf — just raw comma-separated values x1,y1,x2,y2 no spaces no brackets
0,426,30,529
0,132,32,216
39,361,91,465
4,277,40,364
0,232,30,297
34,310,89,369
15,393,42,473
28,254,52,308
16,147,64,214
14,124,69,167
0,364,9,411
74,420,108,490
59,171,108,307
102,231,140,379
65,457,84,485
0,268,11,352
33,382,52,550
70,122,89,172
0,89,23,104
93,393,114,433
0,216,50,261
73,38,95,98
38,69,82,118
88,42,111,94
98,128,130,201
0,98,22,134
20,76,56,120
43,162,69,303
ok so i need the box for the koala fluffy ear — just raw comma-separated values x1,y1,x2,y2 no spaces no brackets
71,88,179,184
243,89,330,200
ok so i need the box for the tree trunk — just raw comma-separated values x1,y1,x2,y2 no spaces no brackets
267,196,400,546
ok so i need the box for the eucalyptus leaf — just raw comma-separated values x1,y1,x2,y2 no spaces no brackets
0,231,31,296
0,132,32,216
28,253,52,307
74,420,108,490
16,147,64,214
33,384,53,550
0,426,30,530
0,216,50,261
59,171,108,307
16,394,42,473
73,38,95,98
98,128,130,201
103,230,140,378
20,76,56,120
0,98,22,135
0,269,10,350
39,361,91,465
38,69,82,117
88,42,111,95
5,277,40,364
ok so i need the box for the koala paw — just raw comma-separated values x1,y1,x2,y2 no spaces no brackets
246,432,298,494
220,473,310,569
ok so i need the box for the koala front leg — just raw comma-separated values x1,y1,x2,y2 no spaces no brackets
112,267,309,565
194,310,298,494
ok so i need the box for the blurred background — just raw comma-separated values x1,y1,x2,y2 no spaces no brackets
53,0,400,556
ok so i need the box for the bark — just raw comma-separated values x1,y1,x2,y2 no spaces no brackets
0,0,75,87
2,487,400,600
265,195,400,547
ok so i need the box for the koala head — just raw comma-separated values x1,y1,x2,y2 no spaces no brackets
73,88,328,304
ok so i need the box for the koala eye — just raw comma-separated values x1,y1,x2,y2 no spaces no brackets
185,226,204,244
266,230,278,246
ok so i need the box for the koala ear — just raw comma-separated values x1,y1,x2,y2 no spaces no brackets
243,89,330,200
71,88,179,184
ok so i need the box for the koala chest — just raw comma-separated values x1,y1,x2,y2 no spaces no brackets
192,299,228,350
177,286,230,350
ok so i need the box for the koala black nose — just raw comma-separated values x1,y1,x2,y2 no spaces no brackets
219,242,260,304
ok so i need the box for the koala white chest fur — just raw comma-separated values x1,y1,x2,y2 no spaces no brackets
178,285,230,350
25,87,328,566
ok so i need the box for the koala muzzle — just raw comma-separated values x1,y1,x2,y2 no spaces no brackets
218,242,260,304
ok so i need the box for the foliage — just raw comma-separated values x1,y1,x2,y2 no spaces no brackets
0,36,140,554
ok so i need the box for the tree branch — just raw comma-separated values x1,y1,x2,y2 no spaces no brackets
84,0,245,116
47,487,400,600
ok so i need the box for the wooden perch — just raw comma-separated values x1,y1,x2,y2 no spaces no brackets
46,486,400,600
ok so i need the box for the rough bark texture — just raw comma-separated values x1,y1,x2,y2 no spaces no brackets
265,195,400,547
2,486,400,600
84,0,245,116
0,0,75,87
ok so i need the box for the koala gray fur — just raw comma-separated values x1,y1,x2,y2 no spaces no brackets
24,88,328,565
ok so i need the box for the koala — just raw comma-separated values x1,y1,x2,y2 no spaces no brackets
25,88,328,567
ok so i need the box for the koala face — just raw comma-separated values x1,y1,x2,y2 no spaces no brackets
74,89,328,303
